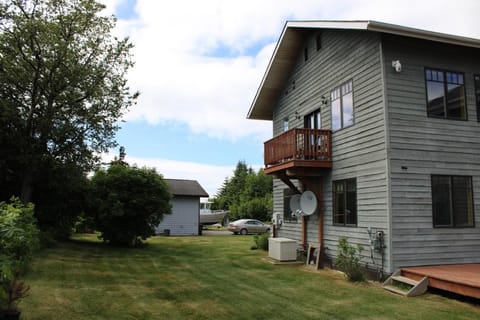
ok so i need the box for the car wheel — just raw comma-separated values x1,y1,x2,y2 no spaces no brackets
240,228,248,235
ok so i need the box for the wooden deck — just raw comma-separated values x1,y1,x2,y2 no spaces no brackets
263,128,332,169
401,264,480,299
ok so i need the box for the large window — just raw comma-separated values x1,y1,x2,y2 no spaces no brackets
425,68,467,120
333,178,357,226
475,74,480,122
331,80,354,130
431,175,474,227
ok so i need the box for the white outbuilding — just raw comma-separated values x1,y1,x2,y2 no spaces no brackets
155,179,209,236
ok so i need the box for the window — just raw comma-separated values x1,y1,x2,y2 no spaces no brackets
333,178,357,226
304,46,309,61
475,74,480,122
316,33,322,51
304,109,321,129
431,175,474,227
331,80,354,130
283,118,289,132
425,68,467,120
283,189,297,222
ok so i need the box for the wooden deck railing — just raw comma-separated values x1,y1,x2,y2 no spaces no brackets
264,129,332,167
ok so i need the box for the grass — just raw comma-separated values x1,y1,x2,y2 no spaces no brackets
20,234,479,320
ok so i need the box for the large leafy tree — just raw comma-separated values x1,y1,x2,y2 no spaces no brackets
0,0,138,203
90,164,172,246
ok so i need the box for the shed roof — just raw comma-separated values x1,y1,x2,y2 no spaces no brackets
247,20,480,120
165,179,209,197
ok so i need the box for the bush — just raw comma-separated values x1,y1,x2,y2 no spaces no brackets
90,164,172,246
252,233,270,251
0,198,40,312
335,237,365,282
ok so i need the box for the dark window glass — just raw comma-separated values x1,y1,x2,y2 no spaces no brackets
425,68,467,120
333,178,357,226
331,80,354,130
475,74,480,122
316,34,322,51
432,175,474,227
304,47,308,61
304,109,321,129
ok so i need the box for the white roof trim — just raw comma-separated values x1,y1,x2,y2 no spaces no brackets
287,20,480,49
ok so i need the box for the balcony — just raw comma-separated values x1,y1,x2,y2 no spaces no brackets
263,128,332,176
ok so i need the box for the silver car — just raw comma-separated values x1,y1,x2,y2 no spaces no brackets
228,219,271,235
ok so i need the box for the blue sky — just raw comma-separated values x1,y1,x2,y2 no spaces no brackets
101,0,480,196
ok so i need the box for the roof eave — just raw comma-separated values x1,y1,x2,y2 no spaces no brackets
247,20,480,122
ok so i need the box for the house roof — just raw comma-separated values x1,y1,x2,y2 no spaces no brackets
246,20,480,121
165,179,209,197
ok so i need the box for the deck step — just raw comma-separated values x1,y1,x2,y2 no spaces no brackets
382,270,429,297
391,275,419,286
383,285,410,296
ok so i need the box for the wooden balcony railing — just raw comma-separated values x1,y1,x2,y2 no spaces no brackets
264,128,332,168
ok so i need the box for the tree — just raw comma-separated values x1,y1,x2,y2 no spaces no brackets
90,164,172,246
213,161,273,221
0,0,138,203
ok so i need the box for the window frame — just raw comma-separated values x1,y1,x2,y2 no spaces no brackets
431,175,475,228
424,67,468,121
331,80,354,131
332,178,357,227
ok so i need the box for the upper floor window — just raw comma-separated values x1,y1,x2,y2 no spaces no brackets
283,118,289,132
475,74,480,122
316,33,322,51
333,178,357,226
304,109,321,129
431,175,474,227
425,68,467,120
331,80,354,130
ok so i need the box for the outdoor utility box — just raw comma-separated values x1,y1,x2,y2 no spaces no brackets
268,237,297,261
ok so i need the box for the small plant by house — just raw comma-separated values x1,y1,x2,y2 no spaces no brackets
251,233,270,250
335,237,365,282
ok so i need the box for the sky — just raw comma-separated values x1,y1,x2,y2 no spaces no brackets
98,0,480,197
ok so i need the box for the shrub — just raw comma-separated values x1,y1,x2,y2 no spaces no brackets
252,233,270,251
90,164,172,246
0,198,40,313
335,237,365,282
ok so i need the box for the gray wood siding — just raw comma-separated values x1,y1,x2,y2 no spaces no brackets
156,196,200,236
382,34,480,269
272,30,390,272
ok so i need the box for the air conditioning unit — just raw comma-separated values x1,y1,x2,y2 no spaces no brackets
268,237,297,261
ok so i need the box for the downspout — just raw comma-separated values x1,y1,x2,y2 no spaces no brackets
317,178,324,268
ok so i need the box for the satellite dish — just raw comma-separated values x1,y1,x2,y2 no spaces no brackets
300,190,317,215
289,194,301,212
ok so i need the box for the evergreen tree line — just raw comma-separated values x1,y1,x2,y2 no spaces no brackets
212,161,273,222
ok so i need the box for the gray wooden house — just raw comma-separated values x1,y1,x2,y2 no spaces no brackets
155,179,208,236
247,20,480,275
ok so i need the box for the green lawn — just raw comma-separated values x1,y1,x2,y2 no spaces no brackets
21,234,479,320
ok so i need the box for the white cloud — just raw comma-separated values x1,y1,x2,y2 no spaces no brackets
105,0,479,142
101,152,262,197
